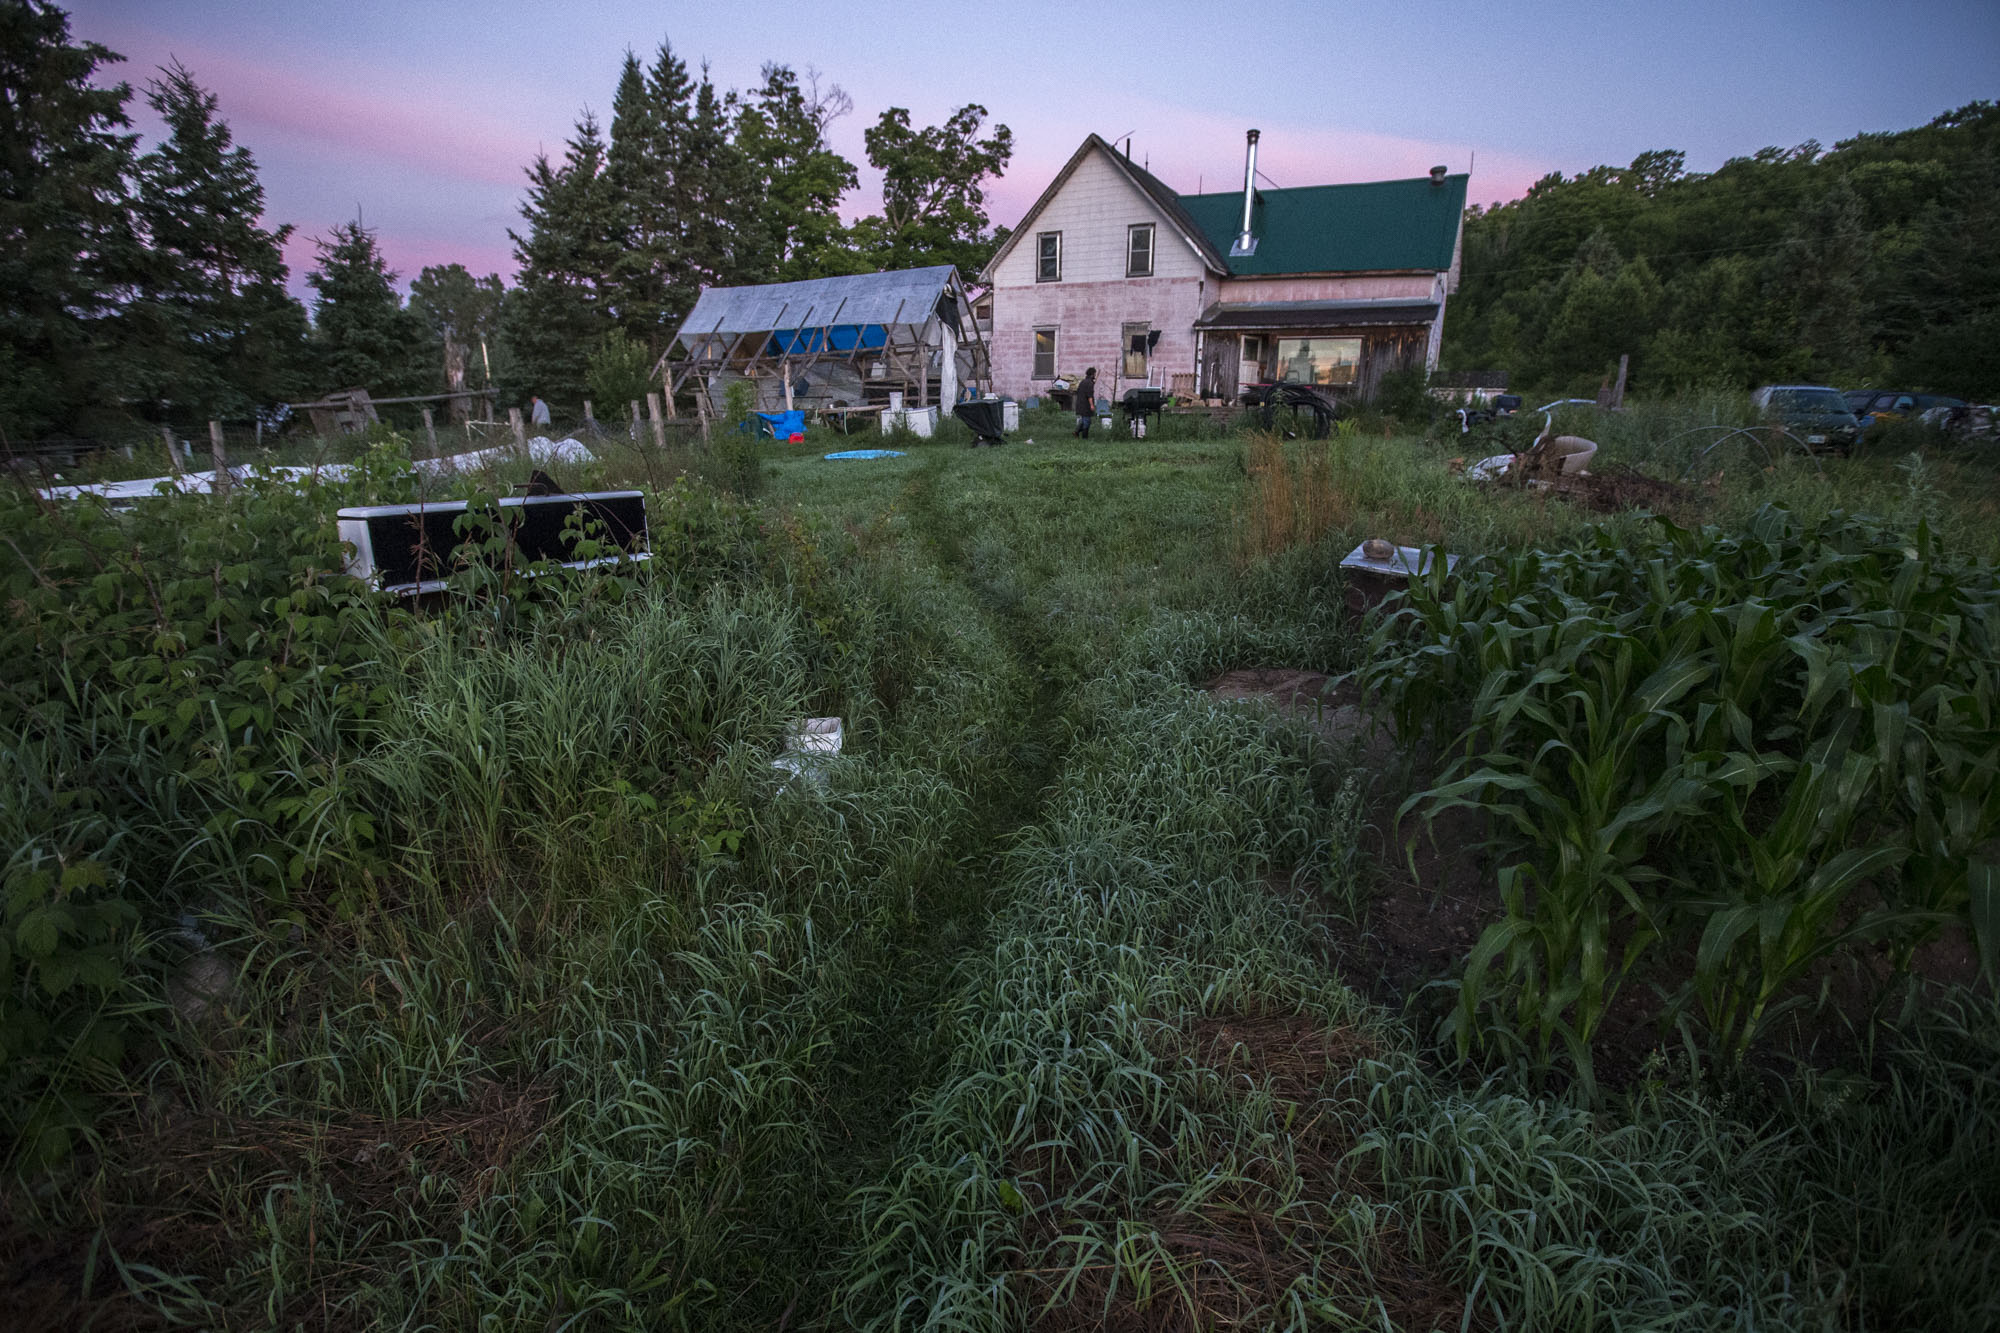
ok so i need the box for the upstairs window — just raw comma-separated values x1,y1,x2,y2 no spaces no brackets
1033,328,1058,379
1127,223,1155,278
1037,232,1062,282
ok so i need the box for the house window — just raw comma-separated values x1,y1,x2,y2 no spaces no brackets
1274,336,1362,386
1127,223,1155,277
1036,232,1062,282
1241,335,1265,374
1122,323,1150,380
1033,327,1058,379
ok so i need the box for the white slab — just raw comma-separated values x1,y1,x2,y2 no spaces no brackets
1338,543,1460,580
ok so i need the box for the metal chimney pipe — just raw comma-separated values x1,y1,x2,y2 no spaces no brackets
1232,129,1261,257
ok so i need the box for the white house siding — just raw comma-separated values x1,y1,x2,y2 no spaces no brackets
1215,273,1435,304
989,147,1215,398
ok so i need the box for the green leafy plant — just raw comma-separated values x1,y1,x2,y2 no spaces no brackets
1368,504,2000,1083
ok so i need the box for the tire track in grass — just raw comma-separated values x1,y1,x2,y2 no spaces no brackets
799,452,1081,1322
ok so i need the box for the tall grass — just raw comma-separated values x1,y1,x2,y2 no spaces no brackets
4,403,1994,1330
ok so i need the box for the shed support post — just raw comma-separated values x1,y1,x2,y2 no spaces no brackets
940,324,958,410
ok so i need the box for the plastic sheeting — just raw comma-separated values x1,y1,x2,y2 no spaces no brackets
40,437,597,503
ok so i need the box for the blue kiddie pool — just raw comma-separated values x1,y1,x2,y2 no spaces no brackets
823,449,906,460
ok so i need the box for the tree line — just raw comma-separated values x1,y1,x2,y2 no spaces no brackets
1442,102,2000,400
0,0,1012,443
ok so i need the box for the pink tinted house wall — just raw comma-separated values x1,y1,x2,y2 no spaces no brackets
989,276,1209,400
986,144,1218,399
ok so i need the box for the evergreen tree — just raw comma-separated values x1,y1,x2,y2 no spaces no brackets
505,112,619,405
736,64,857,281
684,65,758,292
409,263,504,420
605,41,695,346
127,59,307,423
851,104,1012,274
0,0,143,438
305,218,423,396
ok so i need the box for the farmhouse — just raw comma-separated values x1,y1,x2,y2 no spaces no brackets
982,132,1468,404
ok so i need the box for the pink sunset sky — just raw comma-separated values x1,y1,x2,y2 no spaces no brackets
67,0,1999,298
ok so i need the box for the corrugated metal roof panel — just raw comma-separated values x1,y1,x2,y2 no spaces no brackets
673,265,960,343
1179,175,1467,275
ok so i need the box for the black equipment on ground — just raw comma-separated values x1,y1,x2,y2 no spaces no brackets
951,400,1009,447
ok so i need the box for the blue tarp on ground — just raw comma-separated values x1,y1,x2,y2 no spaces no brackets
766,324,890,356
754,410,807,438
824,449,905,460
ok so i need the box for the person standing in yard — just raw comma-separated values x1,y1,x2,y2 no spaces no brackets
530,395,551,428
1073,368,1097,439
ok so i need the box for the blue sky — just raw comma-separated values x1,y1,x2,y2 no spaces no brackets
68,0,2000,293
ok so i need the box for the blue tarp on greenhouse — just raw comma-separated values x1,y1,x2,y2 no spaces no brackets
765,324,890,356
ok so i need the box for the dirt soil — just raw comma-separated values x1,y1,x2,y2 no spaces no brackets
0,1079,550,1333
1018,1012,1481,1333
1205,669,1497,1012
1205,669,1397,768
1544,463,1701,516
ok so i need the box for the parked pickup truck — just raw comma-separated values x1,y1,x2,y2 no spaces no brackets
1751,385,1862,451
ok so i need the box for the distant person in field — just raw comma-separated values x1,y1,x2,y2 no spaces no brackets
530,395,551,427
1073,368,1097,439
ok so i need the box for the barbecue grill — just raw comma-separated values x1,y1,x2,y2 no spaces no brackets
1120,387,1168,436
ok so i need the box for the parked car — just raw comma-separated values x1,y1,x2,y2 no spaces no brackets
1841,389,1967,429
1751,385,1862,450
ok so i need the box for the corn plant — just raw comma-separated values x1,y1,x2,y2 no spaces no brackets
1368,504,2000,1082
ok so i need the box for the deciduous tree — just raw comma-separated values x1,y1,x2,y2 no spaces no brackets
852,104,1012,274
409,262,504,420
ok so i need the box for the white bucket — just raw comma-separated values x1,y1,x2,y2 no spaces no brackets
888,390,904,411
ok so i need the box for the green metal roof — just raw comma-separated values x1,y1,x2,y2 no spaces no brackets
1179,174,1468,275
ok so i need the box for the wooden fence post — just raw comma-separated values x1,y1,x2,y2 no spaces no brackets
421,406,437,454
1611,354,1629,410
509,407,527,451
161,424,184,477
629,400,642,441
646,393,667,451
209,421,227,492
583,400,595,432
